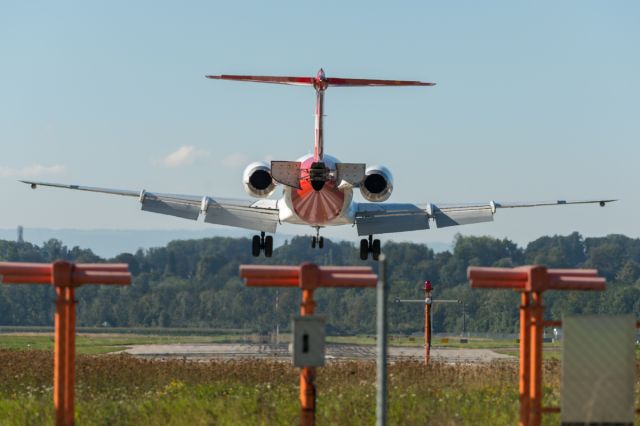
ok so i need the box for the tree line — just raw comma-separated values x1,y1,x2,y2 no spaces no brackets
0,232,638,334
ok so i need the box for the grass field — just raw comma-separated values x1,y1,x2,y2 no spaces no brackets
0,332,638,425
0,349,531,425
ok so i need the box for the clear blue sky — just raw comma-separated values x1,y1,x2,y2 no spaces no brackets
1,1,638,247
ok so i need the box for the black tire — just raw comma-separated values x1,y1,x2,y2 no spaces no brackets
251,235,261,257
311,236,317,248
372,239,381,261
318,236,324,249
264,236,273,257
360,239,369,261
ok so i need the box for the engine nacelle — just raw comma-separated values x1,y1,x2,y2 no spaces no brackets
242,161,277,198
359,165,393,202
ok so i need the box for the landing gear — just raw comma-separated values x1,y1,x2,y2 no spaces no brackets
311,236,324,249
311,227,324,249
264,236,273,257
360,235,381,261
251,232,273,257
252,235,261,257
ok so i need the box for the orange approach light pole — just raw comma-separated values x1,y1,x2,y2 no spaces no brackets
467,265,605,426
0,261,131,426
394,280,460,365
424,281,432,364
240,263,377,426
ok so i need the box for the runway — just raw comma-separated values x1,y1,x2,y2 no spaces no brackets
123,343,513,363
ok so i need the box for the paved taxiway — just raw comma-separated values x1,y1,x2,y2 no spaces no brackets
123,343,513,363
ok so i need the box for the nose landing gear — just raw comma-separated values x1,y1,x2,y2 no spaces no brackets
360,235,381,261
251,231,273,257
311,227,324,249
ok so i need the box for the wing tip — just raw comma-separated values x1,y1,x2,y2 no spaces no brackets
19,180,38,189
205,75,221,79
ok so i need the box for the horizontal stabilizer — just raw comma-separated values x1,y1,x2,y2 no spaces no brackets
326,77,435,87
206,75,314,86
206,70,435,88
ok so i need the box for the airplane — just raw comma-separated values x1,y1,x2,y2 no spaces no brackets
22,69,614,261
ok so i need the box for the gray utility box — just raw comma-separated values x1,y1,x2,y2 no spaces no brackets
292,315,326,367
561,315,636,425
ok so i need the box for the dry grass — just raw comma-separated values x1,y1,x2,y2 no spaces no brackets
0,349,635,425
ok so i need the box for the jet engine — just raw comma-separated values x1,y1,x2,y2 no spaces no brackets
242,161,277,198
359,165,393,202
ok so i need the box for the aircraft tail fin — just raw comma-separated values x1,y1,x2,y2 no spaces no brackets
207,69,435,162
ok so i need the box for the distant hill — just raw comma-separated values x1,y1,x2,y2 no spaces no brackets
0,232,637,334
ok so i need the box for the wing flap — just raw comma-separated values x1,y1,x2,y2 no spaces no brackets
355,203,429,236
428,204,494,228
204,199,279,233
140,192,201,220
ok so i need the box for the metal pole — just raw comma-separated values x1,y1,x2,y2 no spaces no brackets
53,286,67,426
52,260,74,426
300,287,316,426
461,301,466,337
529,291,543,426
519,292,531,426
425,298,432,364
299,264,319,426
376,254,388,426
275,290,279,345
64,287,76,426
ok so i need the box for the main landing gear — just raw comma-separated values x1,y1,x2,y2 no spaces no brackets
360,235,381,261
311,227,324,249
252,231,273,257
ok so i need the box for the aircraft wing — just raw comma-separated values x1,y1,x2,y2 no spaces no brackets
20,180,280,233
354,199,615,236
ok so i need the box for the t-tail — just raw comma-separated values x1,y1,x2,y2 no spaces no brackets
205,69,435,163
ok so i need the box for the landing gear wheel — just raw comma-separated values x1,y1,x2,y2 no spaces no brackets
360,239,369,261
359,235,382,261
251,235,261,257
311,236,317,248
264,236,273,258
372,239,381,261
251,232,273,257
318,236,324,249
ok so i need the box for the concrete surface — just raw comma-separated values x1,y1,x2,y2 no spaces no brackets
122,343,513,363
